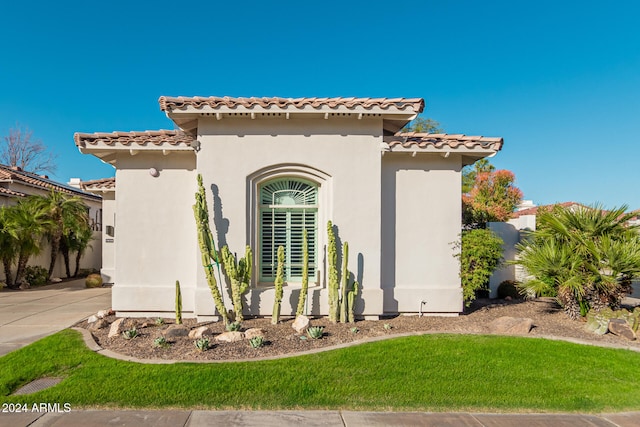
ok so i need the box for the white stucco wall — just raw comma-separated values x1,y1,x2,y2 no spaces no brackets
100,192,116,283
381,153,463,314
193,116,383,318
111,152,197,317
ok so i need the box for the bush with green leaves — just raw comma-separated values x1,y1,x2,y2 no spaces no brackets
24,265,49,287
454,228,503,307
497,280,522,300
515,205,640,319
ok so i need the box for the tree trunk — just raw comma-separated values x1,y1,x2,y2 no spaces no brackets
15,253,29,286
48,232,61,279
73,250,82,277
60,239,71,278
2,257,14,288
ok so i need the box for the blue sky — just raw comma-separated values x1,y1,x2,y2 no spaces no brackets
1,1,638,209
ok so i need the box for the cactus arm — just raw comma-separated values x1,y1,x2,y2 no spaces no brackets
272,245,285,324
340,242,349,323
348,281,359,323
175,280,182,325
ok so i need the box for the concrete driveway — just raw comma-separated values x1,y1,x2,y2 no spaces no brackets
0,279,111,356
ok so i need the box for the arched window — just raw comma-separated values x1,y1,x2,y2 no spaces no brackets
259,179,318,283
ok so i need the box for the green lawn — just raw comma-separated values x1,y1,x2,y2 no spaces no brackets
1,329,639,412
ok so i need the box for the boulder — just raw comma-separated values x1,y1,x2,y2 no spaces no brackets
87,315,99,324
163,324,190,339
108,318,125,338
85,274,103,288
489,316,534,335
245,328,265,340
292,315,310,333
188,326,210,339
214,331,245,343
89,318,110,331
608,319,636,341
51,277,62,283
96,310,109,319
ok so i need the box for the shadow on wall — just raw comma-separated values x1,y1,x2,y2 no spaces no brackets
210,184,229,249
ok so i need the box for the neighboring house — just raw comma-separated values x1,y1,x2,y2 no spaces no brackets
0,164,103,281
75,96,503,320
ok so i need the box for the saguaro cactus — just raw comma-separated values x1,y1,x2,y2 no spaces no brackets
175,280,182,325
272,245,285,324
221,245,252,322
296,229,309,316
347,281,359,323
327,221,340,323
193,174,228,324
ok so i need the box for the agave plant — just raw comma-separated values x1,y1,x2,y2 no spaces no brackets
226,321,242,332
307,326,324,339
153,336,170,348
249,336,264,349
194,337,210,351
122,328,138,340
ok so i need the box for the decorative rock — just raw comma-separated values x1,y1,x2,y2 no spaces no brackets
188,326,210,339
51,277,62,283
489,316,534,335
96,310,109,319
163,324,190,339
89,318,109,331
292,315,310,334
214,331,245,343
608,319,636,341
87,315,99,324
108,318,125,338
245,328,265,340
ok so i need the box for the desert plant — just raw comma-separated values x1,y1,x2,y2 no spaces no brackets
153,337,170,348
85,273,103,288
175,280,182,325
193,174,228,324
271,245,285,325
307,325,324,339
122,328,138,340
24,265,48,287
383,323,392,330
347,281,359,323
295,228,310,316
155,317,165,326
350,327,359,334
340,241,349,323
249,336,264,349
225,321,242,332
220,245,252,322
454,228,503,307
194,337,209,352
327,221,340,322
515,205,640,319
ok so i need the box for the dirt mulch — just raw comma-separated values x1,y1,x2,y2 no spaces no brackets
79,298,640,362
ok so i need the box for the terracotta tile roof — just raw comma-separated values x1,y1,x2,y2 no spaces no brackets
159,96,425,113
74,130,194,148
0,165,101,201
386,133,504,151
0,186,27,198
80,177,115,191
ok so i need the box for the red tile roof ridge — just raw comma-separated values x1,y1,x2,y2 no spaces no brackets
158,96,425,113
511,201,588,218
0,164,101,200
75,129,194,147
387,133,503,151
395,132,503,142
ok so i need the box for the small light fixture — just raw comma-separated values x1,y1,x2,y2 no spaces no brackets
149,167,159,177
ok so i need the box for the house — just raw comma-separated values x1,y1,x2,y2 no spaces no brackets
0,164,103,280
75,96,503,319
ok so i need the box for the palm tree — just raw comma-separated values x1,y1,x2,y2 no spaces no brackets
5,198,50,286
515,205,640,318
70,220,94,277
0,207,18,288
34,190,89,279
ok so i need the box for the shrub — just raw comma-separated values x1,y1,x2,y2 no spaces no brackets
24,265,48,287
497,280,522,300
249,336,264,349
454,229,503,307
85,273,103,288
122,328,138,340
225,321,242,332
194,338,209,351
153,337,170,348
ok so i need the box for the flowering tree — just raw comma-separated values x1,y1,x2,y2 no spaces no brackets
463,168,522,227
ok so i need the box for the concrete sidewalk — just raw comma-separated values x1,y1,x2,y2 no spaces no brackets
0,279,111,356
1,409,639,427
